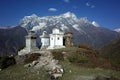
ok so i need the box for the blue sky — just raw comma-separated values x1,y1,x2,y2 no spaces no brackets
0,0,120,30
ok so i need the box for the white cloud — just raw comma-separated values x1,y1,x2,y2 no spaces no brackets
86,2,95,8
48,8,58,12
91,5,95,8
86,2,90,6
64,0,70,3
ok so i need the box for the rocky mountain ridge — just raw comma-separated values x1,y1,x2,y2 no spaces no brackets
19,12,119,48
0,12,119,55
0,26,27,56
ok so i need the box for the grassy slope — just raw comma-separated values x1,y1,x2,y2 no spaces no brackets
100,37,120,70
0,64,50,80
61,61,120,80
0,61,120,80
100,37,120,57
0,47,120,80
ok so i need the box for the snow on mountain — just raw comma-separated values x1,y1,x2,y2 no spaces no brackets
0,12,119,56
19,12,119,48
19,12,94,32
114,28,120,33
61,12,77,19
60,24,69,31
79,17,89,23
92,21,100,27
72,24,80,31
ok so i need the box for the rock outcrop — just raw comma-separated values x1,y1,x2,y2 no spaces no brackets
24,50,64,78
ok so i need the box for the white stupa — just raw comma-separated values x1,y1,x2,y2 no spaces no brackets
40,31,50,49
18,30,39,55
47,28,65,49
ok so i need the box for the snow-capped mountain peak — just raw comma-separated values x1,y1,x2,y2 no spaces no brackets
19,12,100,33
23,14,38,20
79,17,89,23
29,14,38,17
60,12,77,19
114,28,120,33
92,21,100,27
16,12,119,48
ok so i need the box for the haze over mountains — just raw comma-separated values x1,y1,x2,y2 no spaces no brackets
0,12,119,55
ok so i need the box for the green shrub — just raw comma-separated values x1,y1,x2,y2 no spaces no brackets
78,44,93,50
68,54,89,64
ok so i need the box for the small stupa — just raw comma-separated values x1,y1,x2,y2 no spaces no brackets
64,31,73,47
40,31,50,49
47,28,65,49
18,30,39,55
